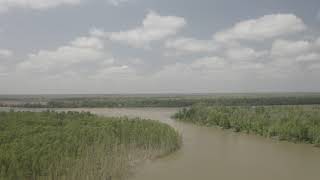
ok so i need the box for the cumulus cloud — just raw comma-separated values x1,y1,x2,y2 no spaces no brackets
161,13,316,76
89,28,108,38
270,38,320,69
108,11,187,47
4,10,320,93
0,0,82,12
18,36,105,72
271,39,311,58
296,53,320,63
316,37,320,47
17,33,133,79
0,63,8,75
225,47,268,61
191,56,226,70
174,47,267,73
92,65,136,79
214,14,306,42
19,46,104,73
165,37,217,53
0,65,5,72
70,36,104,49
107,0,130,6
0,49,13,76
0,49,13,57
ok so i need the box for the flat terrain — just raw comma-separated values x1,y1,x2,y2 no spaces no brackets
1,93,320,180
2,93,320,108
1,107,320,180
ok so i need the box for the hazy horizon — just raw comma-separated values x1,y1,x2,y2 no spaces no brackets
1,92,320,97
1,0,320,94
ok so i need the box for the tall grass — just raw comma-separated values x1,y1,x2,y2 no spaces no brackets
0,111,181,180
174,105,320,145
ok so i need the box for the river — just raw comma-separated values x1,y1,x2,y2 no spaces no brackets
3,107,320,180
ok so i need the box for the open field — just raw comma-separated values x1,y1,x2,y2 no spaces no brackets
0,111,181,180
174,105,320,145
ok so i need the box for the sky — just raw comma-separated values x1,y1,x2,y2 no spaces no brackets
0,0,320,94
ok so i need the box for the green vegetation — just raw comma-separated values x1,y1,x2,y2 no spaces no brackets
0,111,181,180
2,93,320,108
174,105,320,145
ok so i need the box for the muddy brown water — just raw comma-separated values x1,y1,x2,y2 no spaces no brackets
2,107,320,180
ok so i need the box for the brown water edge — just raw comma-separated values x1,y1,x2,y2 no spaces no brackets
2,107,320,180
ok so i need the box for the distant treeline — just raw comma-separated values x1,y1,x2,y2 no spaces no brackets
174,105,320,145
3,95,320,108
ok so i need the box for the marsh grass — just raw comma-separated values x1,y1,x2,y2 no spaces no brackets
174,104,320,145
0,111,181,180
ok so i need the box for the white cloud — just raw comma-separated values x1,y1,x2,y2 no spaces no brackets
225,47,268,61
107,0,130,6
0,49,13,76
296,53,320,62
19,46,104,72
0,0,82,12
316,37,320,47
70,36,104,49
92,65,135,79
271,39,311,58
231,62,265,70
16,31,137,81
4,10,320,93
108,11,187,47
89,28,108,38
165,37,217,53
214,14,306,42
270,38,320,69
191,56,226,70
0,69,8,77
0,62,8,74
0,49,13,57
17,34,110,73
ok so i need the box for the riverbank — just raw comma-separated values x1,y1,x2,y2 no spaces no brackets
174,105,320,145
2,108,320,180
0,111,181,180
